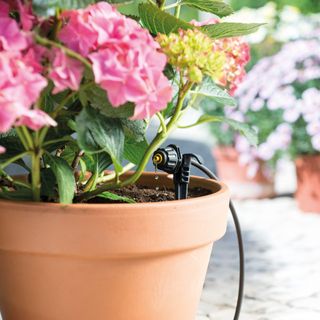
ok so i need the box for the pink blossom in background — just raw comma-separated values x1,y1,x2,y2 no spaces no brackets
215,37,251,95
191,19,250,95
16,109,57,131
190,18,219,27
0,145,5,154
49,49,84,94
59,2,172,119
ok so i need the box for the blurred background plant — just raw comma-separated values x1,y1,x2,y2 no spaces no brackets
196,1,320,204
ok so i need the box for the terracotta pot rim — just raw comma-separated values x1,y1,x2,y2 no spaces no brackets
0,172,228,212
0,172,230,256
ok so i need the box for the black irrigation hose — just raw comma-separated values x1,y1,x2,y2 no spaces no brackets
191,160,244,320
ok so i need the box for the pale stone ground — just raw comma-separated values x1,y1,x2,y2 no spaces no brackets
197,197,320,320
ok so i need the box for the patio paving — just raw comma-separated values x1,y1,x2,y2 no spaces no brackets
198,197,320,320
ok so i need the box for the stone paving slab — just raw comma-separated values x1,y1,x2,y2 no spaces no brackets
197,197,320,320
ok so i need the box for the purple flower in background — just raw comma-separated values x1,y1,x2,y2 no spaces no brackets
257,143,275,161
233,37,320,159
307,121,320,136
311,134,320,151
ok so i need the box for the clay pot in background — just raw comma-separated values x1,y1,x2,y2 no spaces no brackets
213,146,275,200
295,155,320,213
0,172,229,320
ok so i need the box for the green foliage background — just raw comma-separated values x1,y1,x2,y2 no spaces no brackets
230,0,320,14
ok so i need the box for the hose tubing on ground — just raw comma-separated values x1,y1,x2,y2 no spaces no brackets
191,161,244,320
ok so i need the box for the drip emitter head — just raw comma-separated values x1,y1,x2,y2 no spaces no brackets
152,144,202,200
152,145,182,174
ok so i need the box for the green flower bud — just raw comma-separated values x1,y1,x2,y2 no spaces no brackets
189,66,203,83
156,29,226,83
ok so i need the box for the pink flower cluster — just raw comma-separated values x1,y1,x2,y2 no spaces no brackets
58,2,172,119
0,1,56,153
191,19,250,95
214,37,250,95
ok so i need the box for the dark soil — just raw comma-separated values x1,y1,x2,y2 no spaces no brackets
89,184,212,204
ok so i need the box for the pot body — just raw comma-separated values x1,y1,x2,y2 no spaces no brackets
295,155,320,213
213,146,275,199
0,172,229,320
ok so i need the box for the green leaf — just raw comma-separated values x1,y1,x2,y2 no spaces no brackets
124,138,149,165
139,3,193,35
0,187,33,201
121,119,146,142
40,168,57,200
84,153,112,175
201,22,264,39
33,0,132,14
181,0,234,17
76,106,124,172
188,115,258,146
84,84,135,118
195,78,237,107
97,191,136,204
0,131,28,170
45,154,76,204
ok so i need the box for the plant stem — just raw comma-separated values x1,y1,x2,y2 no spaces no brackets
97,163,136,184
72,150,85,173
164,3,179,10
77,81,194,202
83,171,99,192
0,151,30,170
156,112,167,134
35,34,92,69
21,126,34,149
15,127,30,150
174,0,182,18
31,149,41,202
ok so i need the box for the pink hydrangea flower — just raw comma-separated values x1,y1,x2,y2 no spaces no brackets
59,9,98,56
49,49,84,94
59,2,172,119
16,109,57,131
0,51,48,133
22,41,48,73
15,0,36,31
1,0,36,31
0,17,28,51
132,73,174,119
0,1,9,17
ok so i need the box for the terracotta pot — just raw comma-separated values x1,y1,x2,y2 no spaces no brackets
0,172,229,320
295,155,320,213
213,146,275,199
